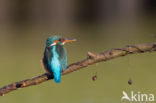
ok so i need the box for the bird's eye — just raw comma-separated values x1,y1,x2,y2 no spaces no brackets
58,38,61,41
59,38,65,42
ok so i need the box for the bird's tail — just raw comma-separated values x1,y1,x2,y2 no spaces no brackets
53,70,61,83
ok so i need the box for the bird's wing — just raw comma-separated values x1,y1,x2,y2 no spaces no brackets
56,45,67,71
121,91,130,101
43,47,53,73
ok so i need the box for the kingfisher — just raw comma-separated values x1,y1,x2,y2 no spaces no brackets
42,35,76,83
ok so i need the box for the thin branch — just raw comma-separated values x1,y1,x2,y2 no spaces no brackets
0,42,156,96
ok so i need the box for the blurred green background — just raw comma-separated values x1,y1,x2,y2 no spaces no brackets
0,0,156,103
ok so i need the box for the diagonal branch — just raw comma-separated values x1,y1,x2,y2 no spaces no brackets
0,42,156,96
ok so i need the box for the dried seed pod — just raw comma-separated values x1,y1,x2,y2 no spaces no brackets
92,75,97,81
128,79,132,85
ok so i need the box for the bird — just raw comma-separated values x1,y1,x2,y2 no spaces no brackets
121,91,130,101
42,35,76,83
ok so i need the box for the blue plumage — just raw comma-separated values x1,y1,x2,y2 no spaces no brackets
43,36,75,83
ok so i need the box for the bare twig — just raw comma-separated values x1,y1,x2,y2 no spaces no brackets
0,42,156,96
